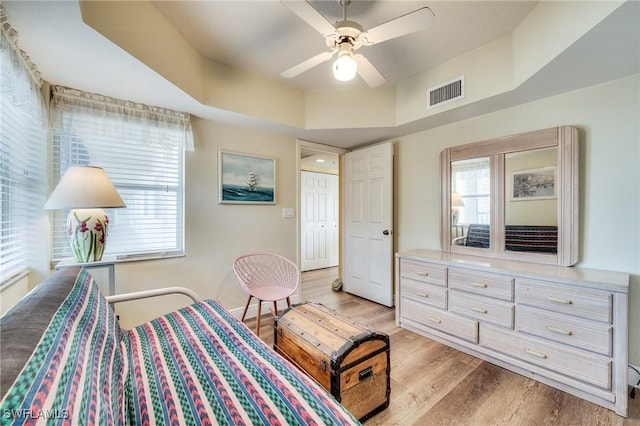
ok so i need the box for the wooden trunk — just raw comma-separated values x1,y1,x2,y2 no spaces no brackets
274,302,390,421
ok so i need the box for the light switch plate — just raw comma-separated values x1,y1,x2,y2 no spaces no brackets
282,208,295,218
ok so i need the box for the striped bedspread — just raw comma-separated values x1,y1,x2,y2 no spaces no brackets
124,299,359,425
0,269,359,425
0,269,126,425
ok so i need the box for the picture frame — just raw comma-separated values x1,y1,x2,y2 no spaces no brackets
218,150,276,204
510,166,556,201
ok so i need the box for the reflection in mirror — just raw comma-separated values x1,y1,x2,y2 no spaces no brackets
441,126,578,266
505,147,558,254
450,157,490,249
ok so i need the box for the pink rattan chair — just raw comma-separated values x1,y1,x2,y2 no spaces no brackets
233,253,300,336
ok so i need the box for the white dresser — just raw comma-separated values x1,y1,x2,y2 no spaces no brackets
395,249,629,416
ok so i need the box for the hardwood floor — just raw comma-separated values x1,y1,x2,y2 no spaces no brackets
245,267,640,425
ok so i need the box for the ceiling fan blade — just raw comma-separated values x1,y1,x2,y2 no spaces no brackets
354,55,386,88
364,7,435,45
280,0,336,36
281,51,334,78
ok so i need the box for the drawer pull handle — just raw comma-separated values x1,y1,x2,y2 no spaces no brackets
416,291,429,298
427,317,442,324
525,348,548,359
470,306,488,314
547,325,573,335
471,282,487,288
548,296,572,305
416,271,429,276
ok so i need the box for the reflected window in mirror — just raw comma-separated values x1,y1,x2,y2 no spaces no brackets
451,157,491,248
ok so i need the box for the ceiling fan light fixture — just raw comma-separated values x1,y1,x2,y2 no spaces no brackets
333,52,357,81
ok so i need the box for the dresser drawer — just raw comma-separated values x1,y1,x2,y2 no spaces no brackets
517,278,612,323
401,277,447,309
517,306,612,356
401,260,447,287
401,298,478,343
449,268,514,301
449,290,514,328
481,325,611,389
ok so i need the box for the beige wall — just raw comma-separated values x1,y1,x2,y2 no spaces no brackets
110,118,299,328
393,74,640,365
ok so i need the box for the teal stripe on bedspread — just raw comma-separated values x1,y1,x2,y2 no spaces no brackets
124,299,360,426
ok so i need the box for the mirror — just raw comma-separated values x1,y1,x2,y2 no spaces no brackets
440,126,578,266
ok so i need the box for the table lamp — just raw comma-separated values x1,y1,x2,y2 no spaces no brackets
451,192,465,225
45,166,126,263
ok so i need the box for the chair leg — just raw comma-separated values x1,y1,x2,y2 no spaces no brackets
256,299,262,337
286,296,291,308
241,296,252,322
273,301,278,316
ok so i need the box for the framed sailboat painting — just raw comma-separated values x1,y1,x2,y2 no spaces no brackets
218,150,276,204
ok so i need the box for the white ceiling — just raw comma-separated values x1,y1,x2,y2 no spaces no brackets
150,0,537,90
2,1,639,148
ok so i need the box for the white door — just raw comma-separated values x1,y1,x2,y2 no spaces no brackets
343,143,394,307
301,171,339,271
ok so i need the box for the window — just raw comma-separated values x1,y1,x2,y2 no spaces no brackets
50,86,193,261
451,157,490,225
0,13,46,283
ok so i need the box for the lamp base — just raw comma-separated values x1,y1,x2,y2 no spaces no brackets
452,207,460,226
67,208,110,263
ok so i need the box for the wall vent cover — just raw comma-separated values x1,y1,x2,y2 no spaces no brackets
427,76,465,109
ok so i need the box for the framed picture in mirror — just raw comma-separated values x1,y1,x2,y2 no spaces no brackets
510,166,556,201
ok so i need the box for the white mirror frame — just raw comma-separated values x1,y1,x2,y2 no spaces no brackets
440,126,579,266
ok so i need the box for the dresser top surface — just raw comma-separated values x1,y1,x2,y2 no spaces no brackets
397,249,629,293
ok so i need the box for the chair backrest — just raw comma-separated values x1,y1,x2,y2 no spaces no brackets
233,253,299,293
464,224,490,248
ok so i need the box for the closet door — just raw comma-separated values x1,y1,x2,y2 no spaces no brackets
301,171,338,271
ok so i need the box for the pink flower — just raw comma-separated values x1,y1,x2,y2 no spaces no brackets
78,221,89,233
94,221,103,232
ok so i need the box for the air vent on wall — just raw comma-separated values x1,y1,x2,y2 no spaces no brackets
427,76,465,109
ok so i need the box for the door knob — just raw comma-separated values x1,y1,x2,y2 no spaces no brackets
383,229,390,235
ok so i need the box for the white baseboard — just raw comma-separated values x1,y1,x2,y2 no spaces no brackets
630,365,640,389
228,295,300,321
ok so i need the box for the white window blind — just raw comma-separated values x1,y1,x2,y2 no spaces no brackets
452,158,490,225
49,86,193,261
0,7,46,283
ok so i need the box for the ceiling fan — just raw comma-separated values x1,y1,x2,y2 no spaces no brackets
280,0,435,87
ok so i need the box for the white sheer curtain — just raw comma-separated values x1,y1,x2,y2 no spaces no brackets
0,5,47,282
0,6,45,122
50,86,194,152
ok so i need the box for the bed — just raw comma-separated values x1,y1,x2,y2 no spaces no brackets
0,267,360,425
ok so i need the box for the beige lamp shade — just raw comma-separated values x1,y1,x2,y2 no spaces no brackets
45,166,126,210
45,166,125,263
451,192,465,207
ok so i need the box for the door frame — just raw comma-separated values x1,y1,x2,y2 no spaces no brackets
296,140,348,299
